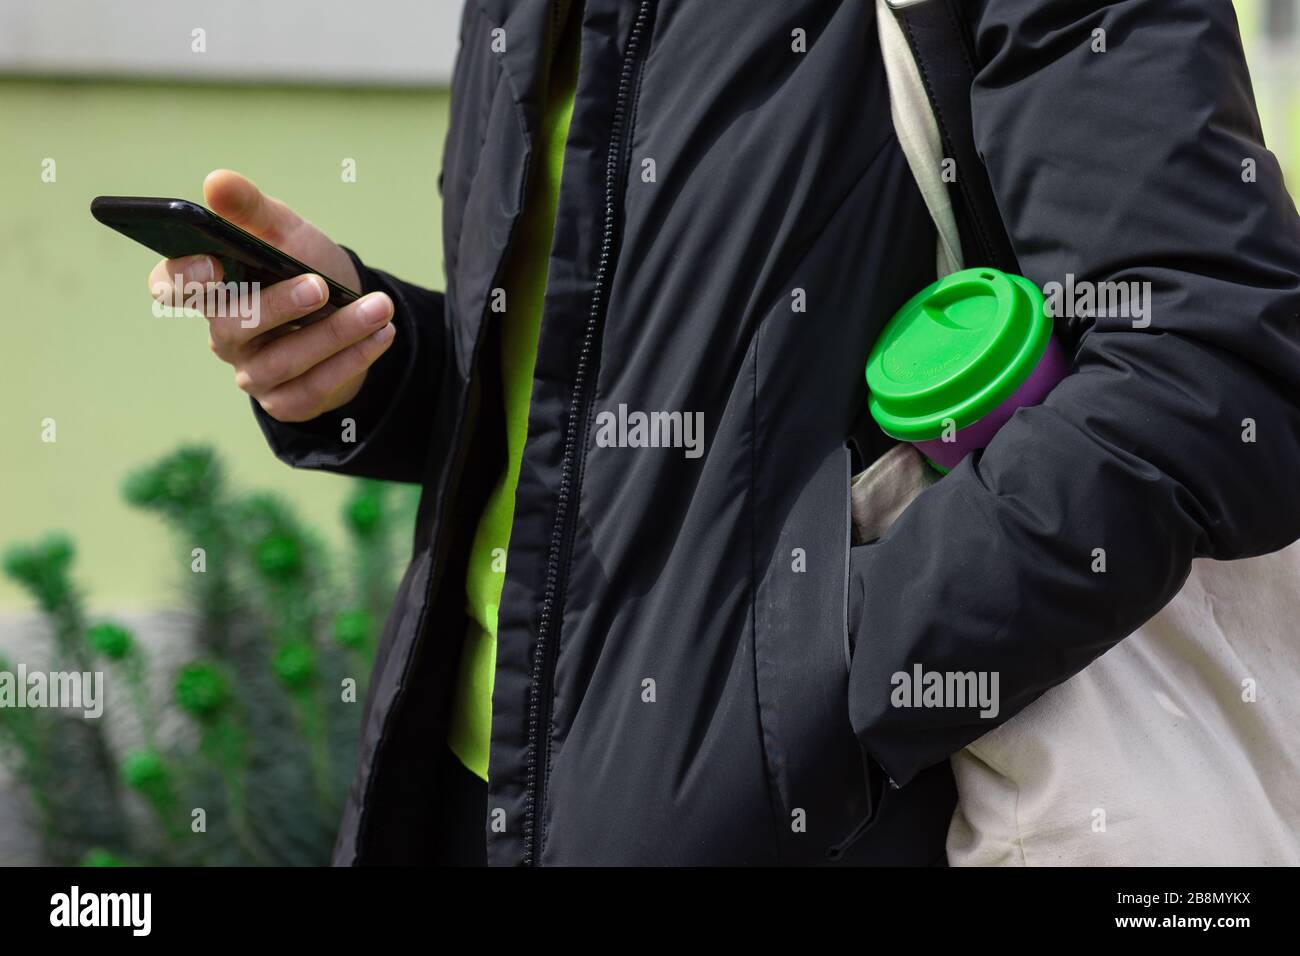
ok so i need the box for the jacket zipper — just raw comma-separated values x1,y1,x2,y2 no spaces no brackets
522,0,655,866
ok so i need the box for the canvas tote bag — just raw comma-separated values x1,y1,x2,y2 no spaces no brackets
863,0,1300,865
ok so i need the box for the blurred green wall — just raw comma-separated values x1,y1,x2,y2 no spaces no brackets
0,80,449,609
1237,0,1300,182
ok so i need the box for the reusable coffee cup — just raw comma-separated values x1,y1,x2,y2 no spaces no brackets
865,267,1068,473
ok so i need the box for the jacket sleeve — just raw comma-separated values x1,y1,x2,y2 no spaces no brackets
848,0,1300,786
251,248,446,484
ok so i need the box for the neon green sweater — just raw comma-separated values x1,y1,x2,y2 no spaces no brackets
448,5,581,782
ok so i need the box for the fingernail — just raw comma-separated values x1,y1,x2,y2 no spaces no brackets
373,322,395,344
358,294,392,326
188,256,214,283
292,275,326,308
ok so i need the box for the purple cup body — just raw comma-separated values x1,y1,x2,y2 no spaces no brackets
913,334,1069,471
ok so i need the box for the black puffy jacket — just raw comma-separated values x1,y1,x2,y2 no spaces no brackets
255,0,1300,865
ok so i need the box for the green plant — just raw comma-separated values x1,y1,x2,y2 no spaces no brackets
0,445,418,865
1,538,130,865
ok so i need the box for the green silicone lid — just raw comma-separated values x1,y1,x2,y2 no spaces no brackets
865,268,1051,441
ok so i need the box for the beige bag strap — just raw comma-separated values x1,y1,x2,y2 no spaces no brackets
875,0,963,276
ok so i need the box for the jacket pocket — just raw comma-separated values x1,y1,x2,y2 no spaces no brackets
845,443,937,662
753,443,870,863
831,443,938,859
850,442,937,546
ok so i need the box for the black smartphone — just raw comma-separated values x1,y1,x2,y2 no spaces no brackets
90,196,359,324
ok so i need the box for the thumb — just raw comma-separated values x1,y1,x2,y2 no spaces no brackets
203,169,302,246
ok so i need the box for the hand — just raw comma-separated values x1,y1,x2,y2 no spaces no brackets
148,169,396,423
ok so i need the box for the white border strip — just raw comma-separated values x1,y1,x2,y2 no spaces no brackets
0,0,465,87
